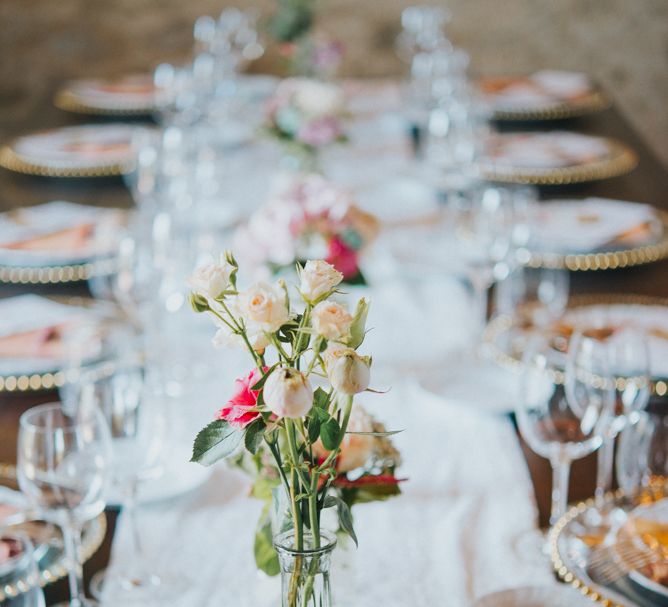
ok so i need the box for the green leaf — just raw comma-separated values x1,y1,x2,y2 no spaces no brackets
307,414,321,444
244,419,266,455
345,429,404,437
189,292,210,313
313,387,329,410
254,506,280,576
191,420,243,466
320,416,341,451
325,494,358,547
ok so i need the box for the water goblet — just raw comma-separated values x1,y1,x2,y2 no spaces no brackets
0,532,46,607
17,403,111,607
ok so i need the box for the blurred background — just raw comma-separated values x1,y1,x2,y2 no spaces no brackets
1,0,667,166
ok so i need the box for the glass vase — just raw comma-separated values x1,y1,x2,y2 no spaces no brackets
274,530,337,607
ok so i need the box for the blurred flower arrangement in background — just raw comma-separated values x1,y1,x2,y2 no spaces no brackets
234,173,379,284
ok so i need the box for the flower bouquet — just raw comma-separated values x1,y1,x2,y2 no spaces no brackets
189,257,399,607
265,78,347,170
234,173,379,284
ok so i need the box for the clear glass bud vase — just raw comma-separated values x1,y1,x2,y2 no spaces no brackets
274,530,337,607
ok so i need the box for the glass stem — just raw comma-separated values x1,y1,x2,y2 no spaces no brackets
595,435,615,511
124,479,145,560
62,518,86,607
549,455,572,527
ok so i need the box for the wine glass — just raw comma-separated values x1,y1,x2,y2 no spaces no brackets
85,356,173,603
567,327,650,516
0,532,46,607
517,335,606,530
17,403,111,607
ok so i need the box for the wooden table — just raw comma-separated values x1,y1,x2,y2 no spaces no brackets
0,88,667,604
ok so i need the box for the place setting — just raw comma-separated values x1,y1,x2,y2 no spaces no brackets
477,69,610,121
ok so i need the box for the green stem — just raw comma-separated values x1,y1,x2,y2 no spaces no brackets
319,394,354,471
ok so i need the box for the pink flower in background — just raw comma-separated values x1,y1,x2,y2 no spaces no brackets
296,117,343,147
216,367,268,429
326,237,359,279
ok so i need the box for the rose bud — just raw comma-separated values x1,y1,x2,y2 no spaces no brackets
263,368,313,418
299,260,343,304
188,256,233,300
324,346,371,395
311,300,353,341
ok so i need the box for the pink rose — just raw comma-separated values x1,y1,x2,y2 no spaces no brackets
326,237,359,279
296,117,342,147
216,367,268,429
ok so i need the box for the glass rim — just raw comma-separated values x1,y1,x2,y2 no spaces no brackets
19,402,82,433
273,530,337,556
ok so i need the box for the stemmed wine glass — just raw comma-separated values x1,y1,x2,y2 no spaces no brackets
85,356,173,603
17,403,111,607
516,335,606,531
567,326,651,516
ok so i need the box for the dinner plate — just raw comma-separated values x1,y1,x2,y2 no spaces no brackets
0,201,124,285
0,295,119,393
483,294,668,396
475,132,637,185
0,124,137,177
479,70,610,121
473,585,594,606
523,200,668,271
0,463,106,603
55,74,156,115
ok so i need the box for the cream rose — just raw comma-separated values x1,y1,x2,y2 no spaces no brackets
187,256,232,299
212,317,269,353
299,260,343,303
238,282,290,333
324,345,371,395
293,79,345,118
311,301,353,341
263,367,313,418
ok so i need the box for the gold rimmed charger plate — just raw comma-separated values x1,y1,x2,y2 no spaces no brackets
54,89,155,117
476,139,638,185
549,487,667,607
524,210,668,271
482,293,668,397
0,462,106,602
0,296,121,394
490,90,611,121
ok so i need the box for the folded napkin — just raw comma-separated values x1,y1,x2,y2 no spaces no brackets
486,132,610,168
0,201,124,265
0,486,29,565
0,295,96,375
529,198,661,252
531,70,591,99
69,74,156,107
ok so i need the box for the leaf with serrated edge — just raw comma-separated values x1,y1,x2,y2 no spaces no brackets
191,420,243,466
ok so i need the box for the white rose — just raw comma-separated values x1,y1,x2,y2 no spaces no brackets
299,260,343,303
311,301,353,341
212,317,269,353
324,345,371,395
263,368,313,418
238,282,290,333
293,79,345,118
188,256,232,299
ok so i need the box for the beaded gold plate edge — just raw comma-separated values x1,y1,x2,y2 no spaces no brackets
482,293,668,397
0,145,130,178
54,89,155,116
548,488,667,607
476,140,638,185
491,90,611,121
524,209,668,271
0,255,118,286
0,462,106,602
